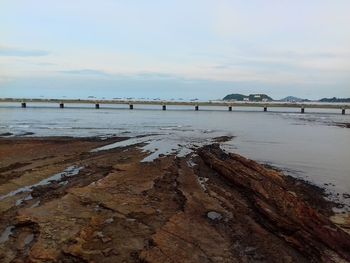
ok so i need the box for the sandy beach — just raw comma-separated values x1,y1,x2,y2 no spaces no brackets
0,136,349,262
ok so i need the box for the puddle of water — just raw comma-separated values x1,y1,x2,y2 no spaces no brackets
90,136,156,152
23,233,34,245
0,226,15,243
30,200,41,208
0,166,83,202
186,158,197,168
198,177,209,191
91,133,222,162
15,194,33,206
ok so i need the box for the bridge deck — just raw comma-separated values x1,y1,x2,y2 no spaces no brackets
0,99,349,110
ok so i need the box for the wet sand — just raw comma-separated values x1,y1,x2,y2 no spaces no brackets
0,136,350,262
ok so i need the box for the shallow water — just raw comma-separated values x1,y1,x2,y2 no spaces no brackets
0,165,83,203
0,226,14,244
1,102,350,207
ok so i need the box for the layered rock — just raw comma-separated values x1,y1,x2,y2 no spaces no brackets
0,138,349,262
198,144,350,262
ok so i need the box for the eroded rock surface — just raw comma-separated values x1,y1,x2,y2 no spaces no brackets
0,138,349,262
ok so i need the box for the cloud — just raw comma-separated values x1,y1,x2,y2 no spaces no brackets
0,46,50,57
36,62,56,66
59,69,185,80
133,72,183,80
59,69,111,77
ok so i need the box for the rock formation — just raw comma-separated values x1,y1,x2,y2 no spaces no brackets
0,138,349,262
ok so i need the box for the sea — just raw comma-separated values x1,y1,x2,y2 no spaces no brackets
1,102,349,210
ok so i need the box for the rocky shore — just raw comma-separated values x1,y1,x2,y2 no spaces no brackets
0,137,349,262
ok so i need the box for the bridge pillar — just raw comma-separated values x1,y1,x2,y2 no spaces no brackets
59,102,64,108
162,105,166,110
129,104,133,110
95,103,100,109
195,105,199,111
228,106,232,111
21,102,26,108
301,107,305,114
263,106,267,112
342,108,346,115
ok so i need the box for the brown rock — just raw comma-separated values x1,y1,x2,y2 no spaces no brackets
1,138,349,263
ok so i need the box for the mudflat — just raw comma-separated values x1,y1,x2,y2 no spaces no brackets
0,137,349,262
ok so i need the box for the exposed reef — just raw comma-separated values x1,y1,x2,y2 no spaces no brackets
0,137,349,262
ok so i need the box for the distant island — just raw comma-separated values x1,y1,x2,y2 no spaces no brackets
279,96,311,103
319,97,350,103
223,94,350,103
222,94,273,102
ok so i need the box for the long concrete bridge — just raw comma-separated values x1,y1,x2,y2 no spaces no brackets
1,98,348,114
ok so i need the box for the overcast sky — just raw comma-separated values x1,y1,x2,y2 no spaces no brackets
1,0,350,100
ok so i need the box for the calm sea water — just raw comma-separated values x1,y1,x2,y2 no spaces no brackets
1,102,350,208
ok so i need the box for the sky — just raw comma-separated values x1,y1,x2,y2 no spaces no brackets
1,0,350,100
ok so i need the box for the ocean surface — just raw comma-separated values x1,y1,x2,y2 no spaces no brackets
1,102,350,209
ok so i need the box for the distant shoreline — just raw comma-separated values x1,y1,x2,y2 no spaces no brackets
0,97,349,109
223,93,350,103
